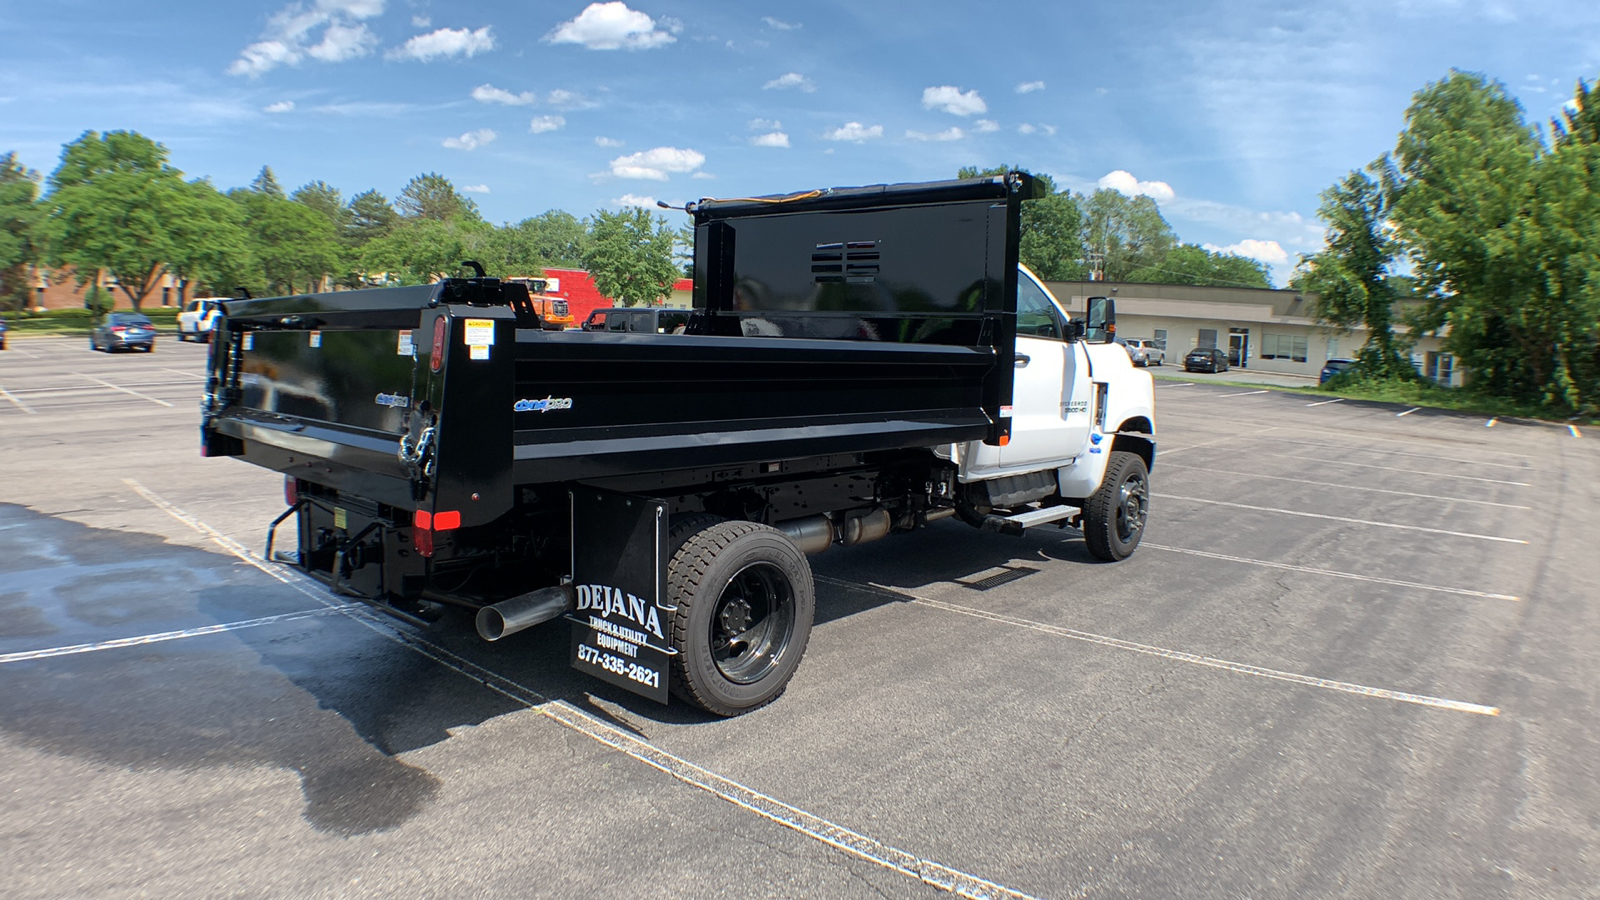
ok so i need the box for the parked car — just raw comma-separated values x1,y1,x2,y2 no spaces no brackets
1183,347,1228,373
0,315,8,350
1115,337,1150,367
1320,357,1357,384
177,297,224,342
581,307,693,334
1130,339,1164,366
90,313,156,352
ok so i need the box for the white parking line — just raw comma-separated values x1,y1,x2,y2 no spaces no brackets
125,480,1040,900
1141,543,1519,601
1156,494,1528,544
1154,412,1538,461
1222,390,1270,397
75,373,174,407
162,368,207,380
1158,462,1531,510
10,380,199,394
1161,382,1195,388
1397,407,1421,417
0,385,36,414
1234,451,1531,486
817,577,1500,717
0,608,349,664
1306,398,1344,407
1249,435,1531,471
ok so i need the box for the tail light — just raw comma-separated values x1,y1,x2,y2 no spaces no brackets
111,326,127,333
284,476,298,506
411,508,460,559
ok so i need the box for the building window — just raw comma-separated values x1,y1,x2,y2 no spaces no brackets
1425,352,1454,384
1261,333,1308,362
1197,328,1217,349
1152,328,1167,351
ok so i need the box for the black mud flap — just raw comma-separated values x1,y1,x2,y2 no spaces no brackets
565,486,674,704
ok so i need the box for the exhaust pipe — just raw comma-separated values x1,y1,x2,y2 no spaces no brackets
476,584,574,641
775,515,835,554
841,508,892,546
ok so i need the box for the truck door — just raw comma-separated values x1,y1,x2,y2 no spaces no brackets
1000,271,1093,470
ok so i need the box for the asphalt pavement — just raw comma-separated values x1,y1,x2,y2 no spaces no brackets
1,334,1596,899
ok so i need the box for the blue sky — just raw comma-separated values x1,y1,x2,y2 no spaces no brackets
2,0,1597,285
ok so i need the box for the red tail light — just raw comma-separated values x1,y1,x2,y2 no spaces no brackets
284,476,298,506
412,508,435,557
111,326,127,333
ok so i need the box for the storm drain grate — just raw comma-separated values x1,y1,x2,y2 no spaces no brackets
955,565,1040,591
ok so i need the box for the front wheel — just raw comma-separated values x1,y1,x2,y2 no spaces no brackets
667,520,815,716
1083,450,1150,562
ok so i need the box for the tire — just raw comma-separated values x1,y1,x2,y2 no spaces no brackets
1082,450,1150,562
666,520,815,716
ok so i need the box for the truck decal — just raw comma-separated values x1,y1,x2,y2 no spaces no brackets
513,396,574,413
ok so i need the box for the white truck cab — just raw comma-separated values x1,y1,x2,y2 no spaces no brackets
950,265,1156,559
177,297,224,342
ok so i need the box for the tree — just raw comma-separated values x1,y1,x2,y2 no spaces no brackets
38,130,191,311
232,189,344,295
0,152,41,309
292,180,348,232
957,165,1085,279
397,172,481,222
167,178,252,302
1081,189,1177,282
512,210,588,269
1291,168,1415,377
1129,244,1271,289
583,207,679,306
360,217,494,285
345,189,398,245
251,165,285,198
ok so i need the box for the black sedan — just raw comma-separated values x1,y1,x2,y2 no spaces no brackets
90,313,157,352
1183,347,1228,373
1320,357,1356,384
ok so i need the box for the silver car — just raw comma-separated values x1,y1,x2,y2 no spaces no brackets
1116,337,1150,367
1130,339,1165,366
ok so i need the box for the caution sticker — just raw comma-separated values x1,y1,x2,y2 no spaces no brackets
397,330,414,355
463,318,495,347
242,334,254,350
334,507,347,530
469,344,490,360
309,330,322,348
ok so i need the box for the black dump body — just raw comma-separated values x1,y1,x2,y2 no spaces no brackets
203,175,1026,536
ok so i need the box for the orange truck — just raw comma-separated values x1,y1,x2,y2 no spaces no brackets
507,277,574,330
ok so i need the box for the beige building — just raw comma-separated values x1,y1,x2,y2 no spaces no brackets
1045,280,1462,387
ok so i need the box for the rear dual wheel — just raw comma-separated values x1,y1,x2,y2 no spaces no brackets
666,517,815,716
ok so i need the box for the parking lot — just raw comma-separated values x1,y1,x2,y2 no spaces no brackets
2,333,1596,899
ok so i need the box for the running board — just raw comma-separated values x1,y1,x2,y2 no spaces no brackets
980,504,1082,537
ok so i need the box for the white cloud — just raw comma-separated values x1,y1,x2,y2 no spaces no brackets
461,183,490,194
473,83,537,105
906,127,964,142
1205,239,1289,266
228,0,384,77
823,122,882,142
545,89,591,109
750,132,790,147
763,16,800,30
307,22,376,61
443,128,497,150
412,15,430,27
595,136,624,147
264,100,295,113
974,119,999,133
692,172,715,180
922,85,986,116
528,115,566,133
1016,81,1045,94
547,2,676,50
1098,169,1175,201
389,26,495,62
608,146,706,180
1018,123,1035,135
763,72,815,92
617,193,657,208
748,118,781,130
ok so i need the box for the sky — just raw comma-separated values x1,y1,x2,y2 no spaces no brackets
2,0,1597,286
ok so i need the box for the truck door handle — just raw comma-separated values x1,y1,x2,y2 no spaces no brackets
1014,353,1030,368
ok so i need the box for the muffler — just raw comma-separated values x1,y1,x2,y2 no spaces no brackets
476,584,574,641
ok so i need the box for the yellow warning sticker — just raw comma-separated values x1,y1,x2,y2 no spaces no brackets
463,318,495,346
334,507,347,530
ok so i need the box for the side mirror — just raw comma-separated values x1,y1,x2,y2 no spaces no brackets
1086,296,1117,343
1066,318,1087,340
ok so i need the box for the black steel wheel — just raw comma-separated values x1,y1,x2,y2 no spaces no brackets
667,520,815,716
1082,450,1150,562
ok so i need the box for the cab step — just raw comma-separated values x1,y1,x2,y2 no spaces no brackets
980,504,1082,536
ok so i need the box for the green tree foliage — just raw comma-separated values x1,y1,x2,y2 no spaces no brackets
1082,189,1177,283
1129,244,1271,289
512,210,589,269
167,178,252,301
250,165,285,198
346,189,398,244
957,165,1085,279
1290,170,1415,377
39,130,192,311
360,217,494,285
583,207,679,306
232,187,344,295
397,172,481,222
0,152,42,308
291,180,349,232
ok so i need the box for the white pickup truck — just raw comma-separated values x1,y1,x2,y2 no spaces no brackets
176,297,223,342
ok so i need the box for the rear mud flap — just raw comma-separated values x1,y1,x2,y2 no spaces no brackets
565,487,674,704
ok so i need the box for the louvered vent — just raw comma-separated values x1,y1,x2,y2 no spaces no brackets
812,240,880,284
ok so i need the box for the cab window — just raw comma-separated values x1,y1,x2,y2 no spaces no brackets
607,312,628,332
1016,273,1064,340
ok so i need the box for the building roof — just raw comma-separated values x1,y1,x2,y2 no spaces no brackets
1045,280,1321,327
